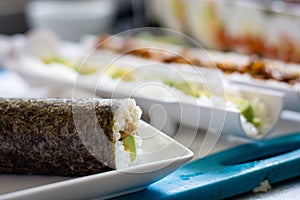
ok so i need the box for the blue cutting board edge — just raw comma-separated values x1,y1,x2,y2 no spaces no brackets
116,132,300,199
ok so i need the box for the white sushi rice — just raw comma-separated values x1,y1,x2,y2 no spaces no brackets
253,180,272,193
240,115,258,137
220,98,260,137
113,99,142,169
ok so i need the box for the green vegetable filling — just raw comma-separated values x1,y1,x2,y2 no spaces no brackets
121,135,136,161
227,97,256,125
105,67,135,81
164,80,207,98
42,57,98,75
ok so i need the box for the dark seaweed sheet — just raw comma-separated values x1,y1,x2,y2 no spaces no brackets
0,98,122,177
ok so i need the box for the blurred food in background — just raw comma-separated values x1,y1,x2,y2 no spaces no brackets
2,0,300,65
147,0,300,63
0,0,138,40
25,0,117,41
4,30,284,139
96,33,300,88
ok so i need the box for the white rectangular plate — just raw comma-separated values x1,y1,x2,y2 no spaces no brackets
0,121,193,200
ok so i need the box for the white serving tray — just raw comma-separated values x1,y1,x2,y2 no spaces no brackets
0,121,193,200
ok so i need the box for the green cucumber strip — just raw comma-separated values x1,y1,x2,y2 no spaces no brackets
122,135,136,161
164,80,203,97
227,97,254,123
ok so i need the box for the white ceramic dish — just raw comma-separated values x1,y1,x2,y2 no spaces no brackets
0,121,193,200
25,0,116,41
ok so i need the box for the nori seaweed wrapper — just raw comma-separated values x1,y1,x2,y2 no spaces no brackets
0,98,124,177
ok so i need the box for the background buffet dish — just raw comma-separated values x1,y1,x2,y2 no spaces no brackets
0,0,300,199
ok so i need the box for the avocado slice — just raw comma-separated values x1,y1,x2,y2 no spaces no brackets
42,57,74,68
42,57,98,75
122,135,136,161
76,64,98,75
164,80,207,98
227,97,255,124
106,67,135,81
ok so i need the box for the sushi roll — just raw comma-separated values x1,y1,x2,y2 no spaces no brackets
95,34,300,86
0,98,142,177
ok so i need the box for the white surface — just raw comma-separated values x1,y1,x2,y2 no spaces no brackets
0,121,193,200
